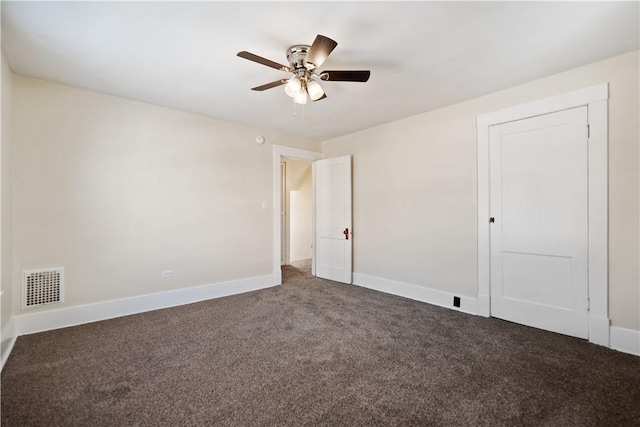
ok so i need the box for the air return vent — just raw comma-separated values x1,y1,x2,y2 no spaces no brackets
22,267,64,309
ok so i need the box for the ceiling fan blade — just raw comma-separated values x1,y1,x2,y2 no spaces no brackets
303,35,337,70
251,79,288,91
320,70,371,82
237,51,291,72
312,93,327,102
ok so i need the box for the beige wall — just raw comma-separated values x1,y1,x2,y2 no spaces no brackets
1,51,13,332
11,75,319,315
323,51,639,331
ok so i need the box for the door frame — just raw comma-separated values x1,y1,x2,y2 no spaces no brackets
273,145,323,285
280,161,287,266
476,83,609,346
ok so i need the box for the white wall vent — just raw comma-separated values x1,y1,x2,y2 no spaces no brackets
22,267,64,309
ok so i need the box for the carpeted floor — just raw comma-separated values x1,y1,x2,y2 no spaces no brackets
2,260,639,426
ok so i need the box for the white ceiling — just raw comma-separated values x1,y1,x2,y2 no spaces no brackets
2,1,638,141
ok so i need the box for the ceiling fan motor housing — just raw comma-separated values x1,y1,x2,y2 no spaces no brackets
287,45,312,72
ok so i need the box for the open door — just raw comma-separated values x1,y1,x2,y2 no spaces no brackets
313,155,352,284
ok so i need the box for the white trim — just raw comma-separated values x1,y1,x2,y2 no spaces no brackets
476,83,609,346
476,84,608,128
273,269,282,286
273,145,322,284
610,327,640,356
13,274,275,336
311,161,316,277
477,293,490,317
1,318,17,371
589,316,611,348
586,99,609,331
354,273,478,315
3,274,636,364
477,114,491,317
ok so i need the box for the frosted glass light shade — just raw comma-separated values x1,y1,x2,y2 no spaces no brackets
284,77,302,97
306,80,325,101
293,89,308,104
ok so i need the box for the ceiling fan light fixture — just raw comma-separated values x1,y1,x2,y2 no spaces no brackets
284,77,302,97
238,34,369,108
293,89,308,105
306,79,325,101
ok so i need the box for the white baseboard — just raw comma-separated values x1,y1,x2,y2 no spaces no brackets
14,274,276,336
3,272,637,364
353,273,478,315
1,318,17,371
610,326,640,356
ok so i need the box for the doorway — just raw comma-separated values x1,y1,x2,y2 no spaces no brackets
281,158,313,268
272,145,323,285
272,146,353,286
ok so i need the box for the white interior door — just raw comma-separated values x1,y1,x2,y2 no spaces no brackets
314,155,352,284
490,106,588,339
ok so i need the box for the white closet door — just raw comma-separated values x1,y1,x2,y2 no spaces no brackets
490,106,588,338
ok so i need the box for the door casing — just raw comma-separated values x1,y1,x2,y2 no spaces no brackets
476,83,609,347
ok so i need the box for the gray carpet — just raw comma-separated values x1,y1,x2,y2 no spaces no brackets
2,260,639,426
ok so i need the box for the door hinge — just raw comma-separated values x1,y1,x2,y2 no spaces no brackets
489,217,495,223
587,124,590,138
587,297,590,311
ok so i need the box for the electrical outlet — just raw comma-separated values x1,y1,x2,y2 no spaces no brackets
453,296,461,308
161,270,173,278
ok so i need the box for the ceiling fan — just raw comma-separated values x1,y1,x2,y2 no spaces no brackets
237,34,370,104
